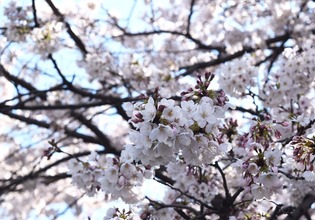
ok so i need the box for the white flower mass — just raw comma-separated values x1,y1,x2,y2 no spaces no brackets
1,0,315,219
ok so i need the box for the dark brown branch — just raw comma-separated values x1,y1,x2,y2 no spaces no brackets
0,83,64,106
39,172,71,185
234,106,264,119
115,104,130,122
154,166,175,185
48,53,139,103
32,0,40,27
0,64,38,94
0,111,110,148
285,193,315,220
70,111,119,155
153,177,215,210
269,204,284,220
230,187,244,206
64,127,107,146
45,0,88,55
280,119,315,146
0,150,105,195
145,196,199,216
52,194,84,220
186,0,196,35
178,33,291,76
1,111,51,128
213,162,231,200
2,101,112,111
278,170,304,181
113,23,224,52
179,46,254,76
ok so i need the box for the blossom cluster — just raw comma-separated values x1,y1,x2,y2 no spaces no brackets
31,21,64,58
2,0,315,219
68,70,315,219
3,2,33,42
122,73,231,166
167,161,219,203
68,152,153,204
263,45,315,110
216,56,258,98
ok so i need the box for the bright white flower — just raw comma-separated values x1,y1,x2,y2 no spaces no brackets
213,106,225,118
88,151,98,161
128,130,142,145
152,208,176,219
104,167,119,183
193,102,216,128
256,172,281,189
248,163,259,175
124,102,135,117
143,169,153,179
200,97,213,104
120,146,135,163
198,182,209,195
159,98,175,108
302,171,315,182
68,159,83,174
103,207,117,220
195,134,208,148
141,97,156,122
251,184,272,200
31,21,63,57
120,163,137,179
139,122,153,134
149,124,174,143
218,142,232,152
181,100,197,115
265,147,282,166
293,113,314,126
189,184,198,195
156,142,174,156
174,133,192,149
161,106,181,122
117,175,127,189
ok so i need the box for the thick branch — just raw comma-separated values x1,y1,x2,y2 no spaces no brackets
45,0,88,55
179,33,291,76
70,111,119,155
0,111,110,148
285,193,315,220
113,25,224,52
2,101,112,111
31,0,40,27
0,64,38,94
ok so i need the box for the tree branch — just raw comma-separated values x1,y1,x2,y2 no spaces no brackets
31,0,40,27
70,111,119,155
186,0,196,35
45,0,88,55
178,33,291,76
285,193,315,220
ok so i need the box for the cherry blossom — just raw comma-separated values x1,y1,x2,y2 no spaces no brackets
1,0,315,219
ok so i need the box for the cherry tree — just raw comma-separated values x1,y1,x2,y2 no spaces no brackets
0,0,315,219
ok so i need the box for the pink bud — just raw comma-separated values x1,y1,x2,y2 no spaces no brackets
158,105,166,112
281,121,290,127
135,112,143,119
275,129,281,139
242,161,249,170
205,72,210,79
118,175,126,186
